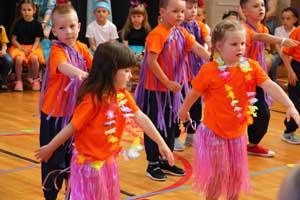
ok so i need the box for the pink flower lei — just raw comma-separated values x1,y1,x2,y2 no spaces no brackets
214,53,258,124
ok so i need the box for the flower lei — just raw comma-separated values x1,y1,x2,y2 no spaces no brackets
76,91,143,170
214,53,258,124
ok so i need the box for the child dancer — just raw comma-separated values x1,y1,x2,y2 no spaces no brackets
120,1,151,56
240,0,299,157
0,25,13,91
39,4,93,200
179,20,300,200
174,0,206,150
85,0,118,53
8,0,45,91
135,0,210,181
269,7,298,82
35,42,174,200
281,25,300,144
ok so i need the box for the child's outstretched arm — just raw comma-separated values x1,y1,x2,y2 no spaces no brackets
191,42,211,62
147,52,181,93
178,88,202,122
35,124,76,162
253,33,299,48
281,52,298,86
58,62,89,79
261,80,300,126
133,110,174,166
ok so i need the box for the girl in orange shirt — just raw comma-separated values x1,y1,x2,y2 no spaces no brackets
179,20,300,200
35,43,174,200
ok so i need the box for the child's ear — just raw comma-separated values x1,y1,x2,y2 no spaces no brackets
78,22,81,30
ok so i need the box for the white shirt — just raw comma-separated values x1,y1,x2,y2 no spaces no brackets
86,20,119,47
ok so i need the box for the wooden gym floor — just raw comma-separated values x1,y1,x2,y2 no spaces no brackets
0,91,299,200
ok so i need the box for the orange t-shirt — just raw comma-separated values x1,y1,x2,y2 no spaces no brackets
144,23,196,90
283,26,300,62
41,41,93,116
192,58,269,138
71,89,140,162
242,21,269,60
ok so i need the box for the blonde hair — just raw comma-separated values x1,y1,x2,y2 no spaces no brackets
120,5,151,41
211,20,245,60
51,4,78,23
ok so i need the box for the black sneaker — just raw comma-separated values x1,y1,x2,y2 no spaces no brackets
146,164,167,181
160,162,185,176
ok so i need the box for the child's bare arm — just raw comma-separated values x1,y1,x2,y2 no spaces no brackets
147,52,181,92
58,62,89,79
281,51,298,86
179,88,202,122
35,123,76,162
31,37,41,51
253,33,299,47
261,80,300,126
133,110,174,166
191,42,210,61
88,37,97,52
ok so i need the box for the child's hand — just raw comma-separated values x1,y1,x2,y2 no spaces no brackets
158,143,174,166
166,80,181,93
34,145,54,162
282,38,299,48
286,106,300,127
178,107,191,122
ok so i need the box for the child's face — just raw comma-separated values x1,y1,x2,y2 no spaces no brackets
114,68,132,89
52,12,80,47
281,11,297,29
216,30,246,65
242,0,265,23
196,7,206,22
94,7,110,24
20,3,35,22
160,0,185,28
184,2,198,22
130,14,144,28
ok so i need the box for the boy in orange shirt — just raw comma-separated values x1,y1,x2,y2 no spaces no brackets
281,25,300,144
39,4,93,200
240,0,299,157
135,0,210,181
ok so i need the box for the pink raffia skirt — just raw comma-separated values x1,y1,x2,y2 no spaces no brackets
193,124,251,199
69,150,120,200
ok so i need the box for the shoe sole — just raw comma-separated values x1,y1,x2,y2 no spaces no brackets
161,169,185,176
281,137,300,145
145,172,167,181
247,151,275,158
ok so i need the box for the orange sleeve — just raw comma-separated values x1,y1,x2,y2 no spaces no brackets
71,95,95,131
191,62,214,93
124,90,140,113
180,27,196,51
249,59,270,86
283,26,300,57
49,44,69,75
145,31,165,55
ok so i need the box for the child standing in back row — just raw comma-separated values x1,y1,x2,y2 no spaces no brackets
281,25,300,144
35,42,174,200
135,0,210,181
39,4,93,200
240,0,299,157
179,20,300,200
173,0,207,151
